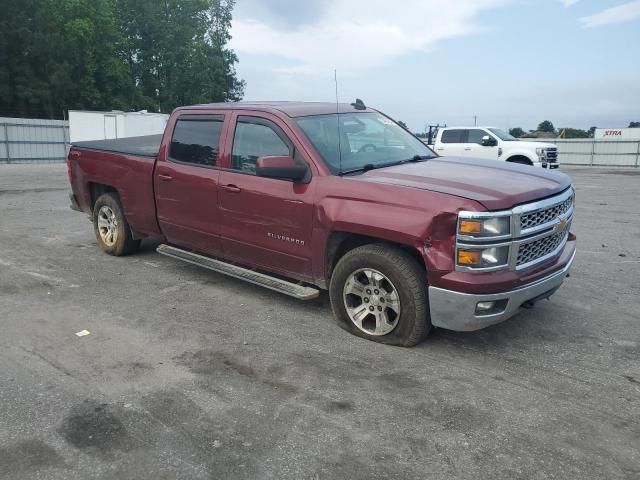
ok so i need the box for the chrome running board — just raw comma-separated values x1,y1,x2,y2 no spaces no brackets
156,244,320,301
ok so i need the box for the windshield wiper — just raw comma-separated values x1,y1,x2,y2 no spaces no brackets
339,156,432,176
339,163,378,175
406,154,432,162
378,155,432,167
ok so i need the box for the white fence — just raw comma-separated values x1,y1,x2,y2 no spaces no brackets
526,138,640,167
0,117,69,163
2,117,639,167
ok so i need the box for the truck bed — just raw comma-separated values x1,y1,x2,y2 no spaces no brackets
71,134,162,158
69,135,162,238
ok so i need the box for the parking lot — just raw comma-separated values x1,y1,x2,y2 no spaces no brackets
0,164,638,479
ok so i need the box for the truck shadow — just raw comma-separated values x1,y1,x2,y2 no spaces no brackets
135,238,570,353
425,304,571,353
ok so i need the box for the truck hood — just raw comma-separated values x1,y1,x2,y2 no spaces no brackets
355,156,571,210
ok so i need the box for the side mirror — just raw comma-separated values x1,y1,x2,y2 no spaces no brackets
256,156,309,182
481,135,497,147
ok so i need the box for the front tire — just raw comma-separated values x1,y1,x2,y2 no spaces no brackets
507,157,533,166
93,192,140,256
329,244,431,347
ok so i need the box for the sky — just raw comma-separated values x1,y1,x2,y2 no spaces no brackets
230,0,640,132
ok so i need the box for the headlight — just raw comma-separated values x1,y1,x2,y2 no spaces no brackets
458,216,510,237
457,210,514,271
457,245,510,269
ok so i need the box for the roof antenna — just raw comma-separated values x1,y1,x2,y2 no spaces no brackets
334,69,343,175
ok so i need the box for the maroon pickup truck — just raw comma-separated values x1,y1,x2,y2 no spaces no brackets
68,101,576,346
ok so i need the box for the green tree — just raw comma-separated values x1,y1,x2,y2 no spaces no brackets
588,126,597,137
561,128,590,139
629,121,640,128
537,120,555,133
0,0,244,118
0,0,135,117
117,0,244,112
509,127,525,138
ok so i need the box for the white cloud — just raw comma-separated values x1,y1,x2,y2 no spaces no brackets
579,0,640,28
231,0,510,75
560,0,580,7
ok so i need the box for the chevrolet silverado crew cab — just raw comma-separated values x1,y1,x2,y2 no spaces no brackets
431,126,559,169
68,101,576,347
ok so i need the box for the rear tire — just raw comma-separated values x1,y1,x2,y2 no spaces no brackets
93,192,140,256
329,244,431,347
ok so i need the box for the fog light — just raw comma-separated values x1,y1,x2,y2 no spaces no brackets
475,299,509,316
476,301,495,312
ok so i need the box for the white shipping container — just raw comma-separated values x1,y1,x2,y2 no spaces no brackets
69,110,169,143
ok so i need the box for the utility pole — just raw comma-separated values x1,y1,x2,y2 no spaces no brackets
473,115,477,126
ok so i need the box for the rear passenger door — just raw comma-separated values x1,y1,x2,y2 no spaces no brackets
436,129,467,156
217,114,315,281
154,113,227,255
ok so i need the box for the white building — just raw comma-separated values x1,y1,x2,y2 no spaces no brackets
68,110,169,143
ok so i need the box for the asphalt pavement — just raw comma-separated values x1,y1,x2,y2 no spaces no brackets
0,164,638,479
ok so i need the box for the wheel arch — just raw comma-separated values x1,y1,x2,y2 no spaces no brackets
88,182,119,211
325,231,427,287
506,154,534,165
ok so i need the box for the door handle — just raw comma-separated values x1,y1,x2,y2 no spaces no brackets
436,148,444,151
222,184,241,193
158,174,173,181
464,147,472,151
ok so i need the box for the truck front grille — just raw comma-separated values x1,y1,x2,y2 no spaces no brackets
546,147,558,163
516,225,570,267
456,188,575,273
520,193,573,231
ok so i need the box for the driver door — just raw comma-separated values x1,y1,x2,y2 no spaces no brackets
466,129,499,160
217,113,316,281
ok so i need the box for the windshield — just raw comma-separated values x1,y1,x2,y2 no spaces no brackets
295,112,436,174
488,128,517,141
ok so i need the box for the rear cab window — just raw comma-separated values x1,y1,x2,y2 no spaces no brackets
441,129,468,144
169,115,224,167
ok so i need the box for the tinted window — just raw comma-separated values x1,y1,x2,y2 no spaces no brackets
468,129,489,144
170,118,222,166
231,121,290,174
441,129,467,143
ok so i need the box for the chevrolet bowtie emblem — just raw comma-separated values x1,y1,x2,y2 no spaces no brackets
554,218,568,233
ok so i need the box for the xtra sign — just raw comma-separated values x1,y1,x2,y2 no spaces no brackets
595,128,640,140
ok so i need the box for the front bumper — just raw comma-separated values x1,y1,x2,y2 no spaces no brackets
535,160,560,169
428,249,576,331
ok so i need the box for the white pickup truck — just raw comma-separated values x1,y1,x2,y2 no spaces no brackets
429,127,559,169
